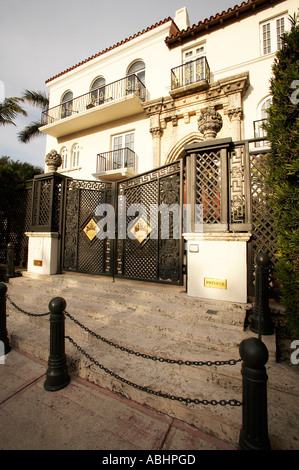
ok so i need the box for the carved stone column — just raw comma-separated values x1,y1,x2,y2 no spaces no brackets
144,100,164,169
150,127,163,168
228,107,243,141
198,106,223,140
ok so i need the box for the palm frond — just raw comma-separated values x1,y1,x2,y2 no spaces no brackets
0,97,27,126
22,90,49,109
17,120,43,143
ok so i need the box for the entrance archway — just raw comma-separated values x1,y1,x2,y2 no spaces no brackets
165,132,203,164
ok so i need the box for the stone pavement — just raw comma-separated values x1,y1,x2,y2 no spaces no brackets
0,348,236,451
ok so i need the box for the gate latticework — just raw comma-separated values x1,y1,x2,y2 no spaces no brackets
115,161,184,284
63,179,113,276
0,184,32,267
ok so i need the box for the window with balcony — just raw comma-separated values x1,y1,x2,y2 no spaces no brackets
260,14,288,55
96,131,137,178
113,131,135,168
90,77,106,106
127,61,145,86
126,61,146,100
60,91,73,119
170,42,209,94
183,44,205,63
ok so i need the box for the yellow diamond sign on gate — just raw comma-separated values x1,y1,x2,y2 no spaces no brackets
129,216,151,243
83,218,100,241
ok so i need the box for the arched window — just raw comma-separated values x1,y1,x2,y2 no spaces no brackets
127,60,145,85
259,97,272,120
60,147,68,169
255,96,272,140
71,143,80,168
126,61,146,101
90,77,106,105
61,91,73,118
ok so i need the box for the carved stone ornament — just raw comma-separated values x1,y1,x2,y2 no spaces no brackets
198,106,223,140
45,149,62,172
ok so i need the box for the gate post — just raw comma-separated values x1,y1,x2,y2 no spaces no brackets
251,252,274,337
239,337,271,450
0,283,11,355
44,297,70,391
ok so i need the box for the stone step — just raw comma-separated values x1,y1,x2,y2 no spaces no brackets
8,273,250,330
6,293,244,387
3,272,280,446
6,281,252,355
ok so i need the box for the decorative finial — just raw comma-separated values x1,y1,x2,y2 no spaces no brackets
45,149,62,172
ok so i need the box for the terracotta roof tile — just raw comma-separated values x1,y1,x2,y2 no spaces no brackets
46,17,175,84
165,0,282,46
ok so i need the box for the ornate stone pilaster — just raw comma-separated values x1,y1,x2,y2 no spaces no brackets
228,107,243,141
198,106,223,140
150,126,163,168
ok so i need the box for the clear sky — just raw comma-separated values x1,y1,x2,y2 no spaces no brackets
0,0,239,168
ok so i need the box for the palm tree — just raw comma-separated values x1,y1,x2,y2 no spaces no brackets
0,97,27,126
18,90,49,143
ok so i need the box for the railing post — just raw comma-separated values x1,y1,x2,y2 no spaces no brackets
7,242,15,279
251,252,274,337
239,337,271,450
0,283,11,355
44,297,70,392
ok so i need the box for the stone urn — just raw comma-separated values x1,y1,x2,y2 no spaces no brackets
198,106,223,140
45,149,62,172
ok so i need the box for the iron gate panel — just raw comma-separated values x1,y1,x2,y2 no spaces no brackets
248,148,278,296
0,184,32,267
123,179,159,281
63,179,113,275
116,161,184,285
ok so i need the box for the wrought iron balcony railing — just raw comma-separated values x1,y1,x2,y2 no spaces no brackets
42,75,148,125
171,57,210,90
96,148,137,174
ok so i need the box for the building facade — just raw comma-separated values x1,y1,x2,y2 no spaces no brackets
40,0,296,181
25,0,297,303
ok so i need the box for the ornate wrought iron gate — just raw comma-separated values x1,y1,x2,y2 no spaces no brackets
62,179,113,276
62,160,184,285
115,160,184,284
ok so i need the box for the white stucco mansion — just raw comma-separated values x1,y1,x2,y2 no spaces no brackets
41,0,297,181
25,0,297,303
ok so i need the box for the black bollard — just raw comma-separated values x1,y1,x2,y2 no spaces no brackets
6,242,15,280
239,337,271,450
44,297,70,392
0,283,11,355
251,252,274,337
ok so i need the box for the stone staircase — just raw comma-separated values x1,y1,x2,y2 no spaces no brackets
4,271,299,450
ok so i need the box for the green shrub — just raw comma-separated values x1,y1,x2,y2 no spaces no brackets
264,15,299,336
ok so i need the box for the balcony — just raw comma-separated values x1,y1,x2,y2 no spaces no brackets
93,148,138,181
170,57,210,98
40,75,148,138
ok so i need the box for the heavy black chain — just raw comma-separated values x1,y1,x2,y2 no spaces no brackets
65,336,242,407
6,295,50,317
65,311,241,367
